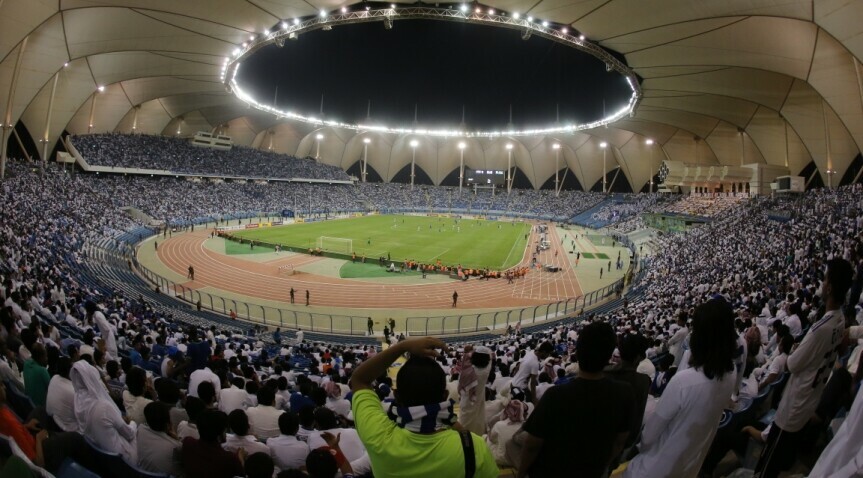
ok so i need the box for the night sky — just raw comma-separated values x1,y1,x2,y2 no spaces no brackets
237,19,632,131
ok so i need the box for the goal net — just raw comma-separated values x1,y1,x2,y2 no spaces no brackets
316,236,353,254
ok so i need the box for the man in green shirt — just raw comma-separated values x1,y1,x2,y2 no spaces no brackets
351,337,499,478
23,343,50,408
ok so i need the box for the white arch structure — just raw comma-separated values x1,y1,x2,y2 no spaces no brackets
1,1,862,191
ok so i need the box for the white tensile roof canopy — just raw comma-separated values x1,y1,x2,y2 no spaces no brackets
2,0,862,191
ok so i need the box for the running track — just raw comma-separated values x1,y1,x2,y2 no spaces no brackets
154,226,583,310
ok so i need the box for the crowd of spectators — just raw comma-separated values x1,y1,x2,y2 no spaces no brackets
660,193,747,217
72,134,351,181
1,158,862,478
590,195,668,227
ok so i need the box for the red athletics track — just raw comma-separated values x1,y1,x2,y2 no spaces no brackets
153,224,582,310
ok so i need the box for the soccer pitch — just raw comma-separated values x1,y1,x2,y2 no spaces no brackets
231,215,531,270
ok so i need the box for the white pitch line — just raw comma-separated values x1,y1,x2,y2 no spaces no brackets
429,248,450,260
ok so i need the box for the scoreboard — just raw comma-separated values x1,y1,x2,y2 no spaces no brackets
466,168,506,186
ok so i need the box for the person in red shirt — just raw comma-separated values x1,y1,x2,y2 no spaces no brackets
0,381,48,466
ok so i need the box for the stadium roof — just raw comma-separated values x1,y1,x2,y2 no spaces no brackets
3,0,862,191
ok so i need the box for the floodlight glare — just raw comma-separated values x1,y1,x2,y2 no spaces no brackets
527,16,533,21
63,62,69,67
579,34,585,40
293,18,300,25
242,42,248,48
552,143,560,149
249,35,255,41
320,10,327,17
542,21,549,27
599,142,608,148
488,9,495,14
410,139,419,147
458,142,466,149
645,139,654,145
391,4,396,8
263,30,270,35
475,8,481,13
506,143,514,150
562,28,568,34
281,21,288,29
316,133,324,140
363,138,371,144
97,85,105,92
460,4,468,12
513,12,520,19
341,7,347,13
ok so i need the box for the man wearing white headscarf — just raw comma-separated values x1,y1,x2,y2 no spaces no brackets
71,360,136,461
457,345,493,435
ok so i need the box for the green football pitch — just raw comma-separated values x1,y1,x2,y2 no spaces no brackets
231,215,531,270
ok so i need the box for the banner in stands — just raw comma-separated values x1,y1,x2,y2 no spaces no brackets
281,209,295,218
245,224,259,229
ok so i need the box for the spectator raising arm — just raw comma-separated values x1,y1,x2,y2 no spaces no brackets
350,337,446,392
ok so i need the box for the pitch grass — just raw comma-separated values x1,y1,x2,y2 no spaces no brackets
231,215,531,270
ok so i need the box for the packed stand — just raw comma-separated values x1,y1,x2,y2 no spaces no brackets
72,133,351,181
660,192,747,217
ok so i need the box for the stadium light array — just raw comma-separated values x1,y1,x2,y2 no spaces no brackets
225,7,641,138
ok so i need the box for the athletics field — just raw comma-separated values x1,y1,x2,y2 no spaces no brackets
230,215,531,270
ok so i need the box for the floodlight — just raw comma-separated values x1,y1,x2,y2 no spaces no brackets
561,28,568,34
513,12,520,19
488,9,495,14
475,8,481,13
249,35,255,41
506,143,514,150
458,142,466,149
63,62,69,67
320,10,327,17
282,21,288,29
391,3,396,8
579,34,585,40
294,18,300,25
263,30,270,35
552,143,560,150
97,85,105,92
460,4,468,12
410,140,419,147
542,21,549,27
341,7,347,13
645,139,654,145
316,133,324,140
599,142,607,148
363,138,371,144
242,42,248,48
527,16,533,21
233,48,240,56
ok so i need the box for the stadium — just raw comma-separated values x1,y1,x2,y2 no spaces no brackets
1,1,862,477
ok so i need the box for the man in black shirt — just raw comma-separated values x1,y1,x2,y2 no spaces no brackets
518,321,634,478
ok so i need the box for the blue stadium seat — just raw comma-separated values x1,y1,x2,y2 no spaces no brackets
57,458,101,478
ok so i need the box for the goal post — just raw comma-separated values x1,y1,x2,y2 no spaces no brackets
316,236,353,253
